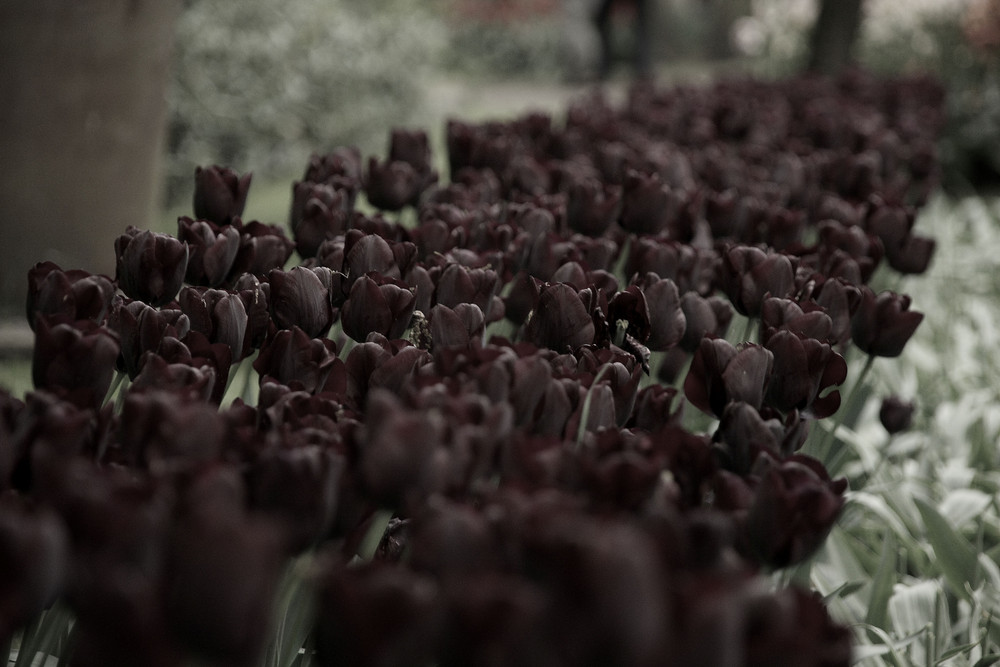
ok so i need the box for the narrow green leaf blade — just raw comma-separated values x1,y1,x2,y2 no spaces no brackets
914,497,980,599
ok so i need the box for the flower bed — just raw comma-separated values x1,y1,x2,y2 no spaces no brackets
4,69,944,665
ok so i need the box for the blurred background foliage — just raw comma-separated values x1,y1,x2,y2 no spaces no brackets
162,0,1000,211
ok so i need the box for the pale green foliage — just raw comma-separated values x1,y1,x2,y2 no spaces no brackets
789,194,1000,666
164,0,446,205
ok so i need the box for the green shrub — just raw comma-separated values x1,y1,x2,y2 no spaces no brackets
164,0,445,206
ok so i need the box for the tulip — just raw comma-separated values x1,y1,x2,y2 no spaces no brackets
176,217,240,287
193,165,251,224
253,326,341,394
366,157,422,211
522,283,595,352
684,338,773,418
268,266,334,338
719,245,795,318
764,330,847,418
879,395,915,434
32,316,120,408
114,227,189,307
341,274,417,343
178,287,249,362
850,287,924,358
302,146,364,185
743,453,847,567
289,182,353,259
229,220,295,279
26,262,115,329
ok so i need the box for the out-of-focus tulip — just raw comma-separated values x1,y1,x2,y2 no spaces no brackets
32,316,120,408
26,262,115,330
850,287,924,358
193,165,251,225
879,395,915,434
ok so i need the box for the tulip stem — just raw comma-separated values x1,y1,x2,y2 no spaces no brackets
102,370,127,409
740,315,756,345
577,363,613,450
812,354,875,472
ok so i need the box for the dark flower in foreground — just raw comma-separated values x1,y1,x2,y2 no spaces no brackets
879,395,915,434
193,165,251,225
164,506,283,665
743,453,847,567
115,227,189,307
26,262,115,330
268,267,334,338
176,217,241,288
759,297,833,344
522,283,595,352
314,562,442,667
678,293,733,352
684,338,773,417
110,300,191,379
0,497,68,642
850,287,924,358
341,275,417,343
636,275,686,351
32,316,120,408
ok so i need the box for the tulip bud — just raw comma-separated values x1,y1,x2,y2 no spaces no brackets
114,227,189,307
193,165,251,225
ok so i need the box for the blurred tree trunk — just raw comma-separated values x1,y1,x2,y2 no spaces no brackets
807,0,864,74
0,1,181,316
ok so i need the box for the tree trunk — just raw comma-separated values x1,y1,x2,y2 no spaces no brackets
807,0,864,74
0,0,181,316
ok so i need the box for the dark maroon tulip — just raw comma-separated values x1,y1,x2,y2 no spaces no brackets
130,354,217,403
678,292,733,352
866,202,935,275
759,297,834,345
164,506,283,665
176,217,241,287
366,157,422,211
178,287,249,362
618,170,685,235
850,287,924,358
247,444,344,553
743,453,847,567
344,232,401,283
429,303,485,350
742,587,853,667
110,300,191,379
117,390,225,471
815,221,883,284
253,327,340,394
714,402,808,473
302,146,364,185
607,285,651,346
636,276,686,351
314,562,443,667
26,262,115,330
720,245,796,318
229,220,295,279
565,177,621,237
764,330,847,418
435,263,502,323
522,283,595,352
193,164,251,225
0,496,68,642
268,266,334,338
32,316,120,408
684,338,773,418
809,277,862,346
290,182,353,259
115,227,189,307
389,128,438,192
233,273,271,354
629,384,683,432
879,395,915,434
341,274,416,343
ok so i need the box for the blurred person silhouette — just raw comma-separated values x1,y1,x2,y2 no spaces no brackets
592,0,653,80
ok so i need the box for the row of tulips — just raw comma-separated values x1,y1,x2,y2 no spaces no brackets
4,69,938,666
